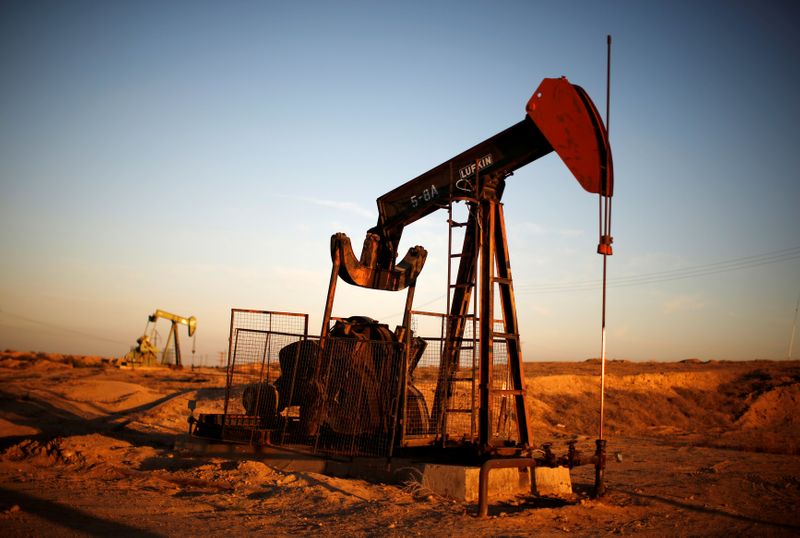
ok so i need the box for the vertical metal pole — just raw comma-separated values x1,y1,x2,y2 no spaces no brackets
223,310,236,416
478,196,494,451
309,252,342,450
606,34,612,139
166,322,179,367
471,199,480,441
320,252,340,341
445,161,454,443
400,278,417,332
789,290,800,359
599,33,612,443
265,315,273,382
599,262,607,442
389,279,417,459
594,33,612,498
191,331,196,367
223,322,241,436
447,161,454,330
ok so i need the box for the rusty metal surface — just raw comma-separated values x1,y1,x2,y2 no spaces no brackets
336,76,613,284
331,232,427,291
372,118,552,261
593,438,607,497
526,77,613,196
207,313,412,458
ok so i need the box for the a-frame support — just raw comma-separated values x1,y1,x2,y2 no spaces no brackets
162,321,183,367
432,175,532,455
480,200,531,450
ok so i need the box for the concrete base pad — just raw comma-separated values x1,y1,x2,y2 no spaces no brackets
421,464,531,502
533,466,573,497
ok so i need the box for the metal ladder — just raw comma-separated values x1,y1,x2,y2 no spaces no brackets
440,193,480,441
430,163,480,443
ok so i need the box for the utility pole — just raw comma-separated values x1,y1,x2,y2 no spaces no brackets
789,290,800,360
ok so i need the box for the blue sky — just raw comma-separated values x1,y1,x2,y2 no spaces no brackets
1,1,799,362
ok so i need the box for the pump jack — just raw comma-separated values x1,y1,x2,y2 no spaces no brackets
150,309,196,367
195,77,613,488
127,309,196,367
323,76,612,456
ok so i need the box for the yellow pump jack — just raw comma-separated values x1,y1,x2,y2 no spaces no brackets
126,309,196,367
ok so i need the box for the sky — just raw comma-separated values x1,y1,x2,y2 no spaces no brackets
1,1,799,363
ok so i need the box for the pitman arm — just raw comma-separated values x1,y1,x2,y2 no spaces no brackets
332,76,613,290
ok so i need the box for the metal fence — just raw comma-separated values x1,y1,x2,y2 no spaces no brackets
220,311,406,457
222,310,309,444
310,335,405,456
407,311,515,445
406,311,477,443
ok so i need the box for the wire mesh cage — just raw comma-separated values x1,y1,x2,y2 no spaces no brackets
217,311,407,457
221,310,309,444
489,319,517,442
408,311,477,442
310,334,405,456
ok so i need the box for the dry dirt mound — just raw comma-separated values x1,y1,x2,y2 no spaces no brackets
1,354,799,536
526,363,800,454
0,350,107,369
2,351,798,456
121,387,222,435
526,370,737,438
51,380,164,414
737,383,800,430
716,382,800,454
2,433,158,471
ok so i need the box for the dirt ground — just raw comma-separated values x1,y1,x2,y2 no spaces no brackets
1,350,799,537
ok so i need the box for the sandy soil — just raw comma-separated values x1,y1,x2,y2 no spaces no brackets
1,350,799,537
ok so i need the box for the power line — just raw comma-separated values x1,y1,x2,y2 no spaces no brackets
376,246,800,318
0,309,129,346
378,293,446,321
520,246,800,290
516,246,800,294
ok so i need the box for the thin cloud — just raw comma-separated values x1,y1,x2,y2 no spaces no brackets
278,194,374,219
663,294,706,314
557,228,584,238
518,221,584,237
531,305,552,317
271,265,328,284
